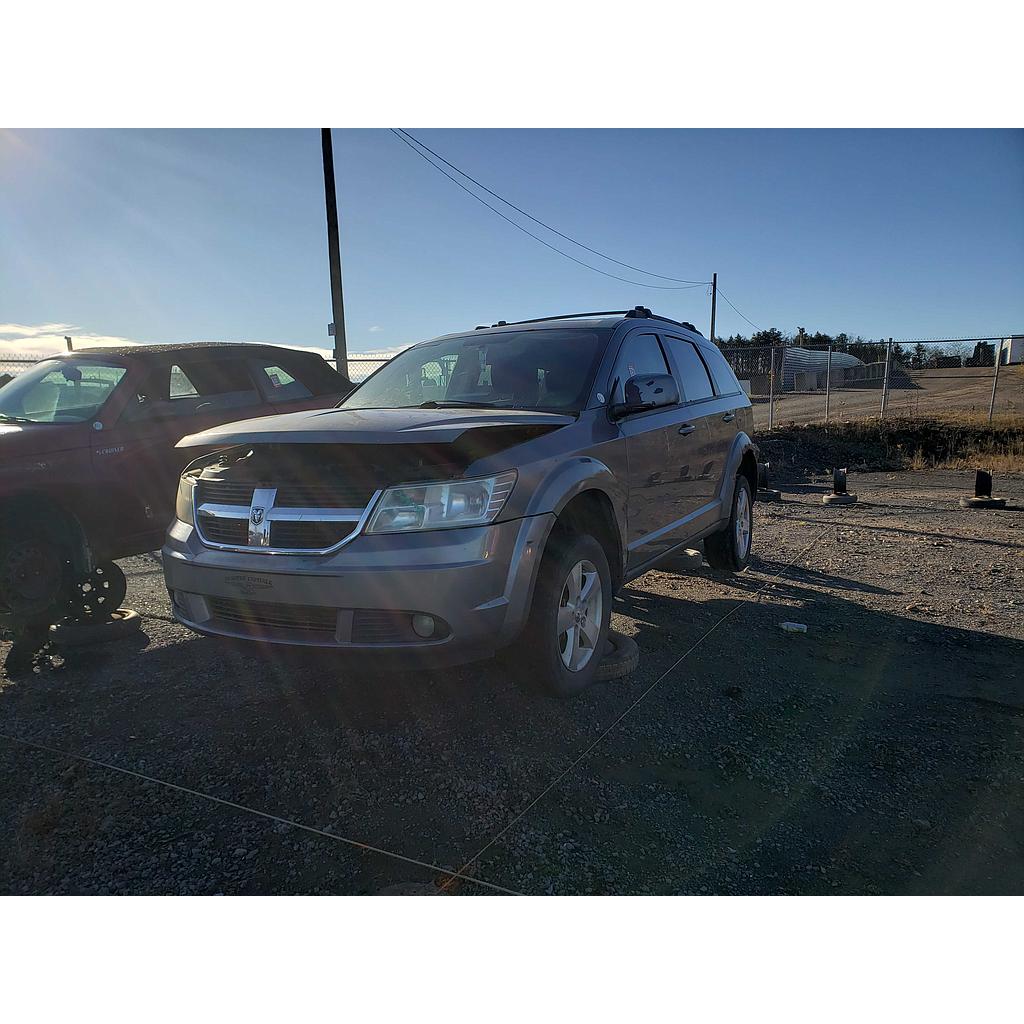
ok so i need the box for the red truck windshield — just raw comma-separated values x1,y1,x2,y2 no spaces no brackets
0,359,127,424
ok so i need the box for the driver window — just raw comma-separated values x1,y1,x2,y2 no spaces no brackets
610,334,670,402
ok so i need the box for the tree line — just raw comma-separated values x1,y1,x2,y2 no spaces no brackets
716,328,899,365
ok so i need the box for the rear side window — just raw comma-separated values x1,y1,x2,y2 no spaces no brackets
610,333,669,401
123,359,260,421
251,361,313,403
698,344,742,396
663,337,714,402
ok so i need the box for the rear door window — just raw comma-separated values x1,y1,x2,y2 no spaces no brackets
698,343,742,396
610,333,670,401
663,337,714,402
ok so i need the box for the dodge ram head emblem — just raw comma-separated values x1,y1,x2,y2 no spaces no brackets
250,507,265,525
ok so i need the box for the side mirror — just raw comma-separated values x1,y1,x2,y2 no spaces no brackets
610,373,679,419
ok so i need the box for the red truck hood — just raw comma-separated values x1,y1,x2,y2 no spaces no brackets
0,421,87,458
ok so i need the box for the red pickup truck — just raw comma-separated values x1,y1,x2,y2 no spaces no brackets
0,342,350,625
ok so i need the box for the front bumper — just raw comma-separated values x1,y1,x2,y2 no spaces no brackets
162,513,555,655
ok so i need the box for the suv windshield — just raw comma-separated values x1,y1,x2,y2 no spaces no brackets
0,358,127,424
339,329,606,412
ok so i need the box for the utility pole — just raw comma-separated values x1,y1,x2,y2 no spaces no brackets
709,272,717,344
64,335,73,352
321,128,348,379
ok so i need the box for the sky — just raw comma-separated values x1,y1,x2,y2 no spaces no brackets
1,128,1022,360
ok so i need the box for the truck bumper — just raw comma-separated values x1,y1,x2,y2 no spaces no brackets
161,513,555,659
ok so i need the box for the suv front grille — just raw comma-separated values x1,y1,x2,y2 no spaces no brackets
193,477,379,553
197,515,248,546
267,522,354,549
207,597,338,635
197,479,374,509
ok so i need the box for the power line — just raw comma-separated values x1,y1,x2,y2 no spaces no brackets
389,129,708,292
714,286,761,332
394,129,707,286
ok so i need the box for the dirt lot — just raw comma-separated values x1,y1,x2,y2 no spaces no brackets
1,470,1022,895
752,365,1022,430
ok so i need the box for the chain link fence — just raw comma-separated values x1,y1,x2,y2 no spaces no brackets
4,341,1019,427
720,338,1022,430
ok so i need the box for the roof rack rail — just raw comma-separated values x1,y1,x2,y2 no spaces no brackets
473,306,704,333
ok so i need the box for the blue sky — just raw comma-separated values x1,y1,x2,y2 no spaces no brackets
2,128,1021,358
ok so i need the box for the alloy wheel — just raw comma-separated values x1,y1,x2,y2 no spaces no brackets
556,558,603,672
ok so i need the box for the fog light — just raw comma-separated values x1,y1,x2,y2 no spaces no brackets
411,613,436,638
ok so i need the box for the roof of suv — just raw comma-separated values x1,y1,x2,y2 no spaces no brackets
444,307,706,342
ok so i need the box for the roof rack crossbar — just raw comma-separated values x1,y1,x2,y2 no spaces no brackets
473,306,703,334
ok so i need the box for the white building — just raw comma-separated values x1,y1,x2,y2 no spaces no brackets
999,336,1023,365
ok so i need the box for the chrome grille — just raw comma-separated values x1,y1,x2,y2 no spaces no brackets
269,521,354,549
197,515,248,546
196,479,374,509
193,477,379,554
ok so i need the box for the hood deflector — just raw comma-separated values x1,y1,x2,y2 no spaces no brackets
177,406,575,450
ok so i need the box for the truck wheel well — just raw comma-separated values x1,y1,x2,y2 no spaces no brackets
554,490,623,591
0,495,89,575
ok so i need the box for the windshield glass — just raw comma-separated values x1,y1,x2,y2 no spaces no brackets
339,329,607,412
0,358,127,424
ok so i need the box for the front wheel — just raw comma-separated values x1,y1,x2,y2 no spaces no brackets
705,475,753,572
521,532,612,697
0,525,72,625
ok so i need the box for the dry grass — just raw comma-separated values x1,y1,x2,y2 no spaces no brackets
759,413,1024,479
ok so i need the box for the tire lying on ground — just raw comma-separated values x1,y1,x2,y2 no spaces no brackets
594,630,640,682
49,608,141,647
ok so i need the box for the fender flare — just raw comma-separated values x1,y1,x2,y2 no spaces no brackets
522,455,627,551
718,432,759,510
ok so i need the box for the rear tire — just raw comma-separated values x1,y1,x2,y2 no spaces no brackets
705,475,753,572
521,532,612,697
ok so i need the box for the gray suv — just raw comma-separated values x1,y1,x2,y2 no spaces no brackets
162,308,756,695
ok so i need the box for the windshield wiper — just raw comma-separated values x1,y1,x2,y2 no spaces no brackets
0,414,37,424
417,400,502,409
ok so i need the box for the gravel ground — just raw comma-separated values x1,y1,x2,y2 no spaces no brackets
1,469,1022,895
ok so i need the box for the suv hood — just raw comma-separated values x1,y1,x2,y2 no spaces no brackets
177,405,575,449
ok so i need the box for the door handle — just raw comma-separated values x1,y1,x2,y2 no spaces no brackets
678,424,696,436
722,412,736,422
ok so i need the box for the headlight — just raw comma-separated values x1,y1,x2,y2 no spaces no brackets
175,474,196,526
365,471,517,534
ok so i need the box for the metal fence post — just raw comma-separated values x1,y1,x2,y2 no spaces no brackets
879,338,892,418
824,344,833,424
988,339,1003,423
768,346,776,430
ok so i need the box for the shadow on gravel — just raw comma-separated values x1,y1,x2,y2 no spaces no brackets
1,571,1022,895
